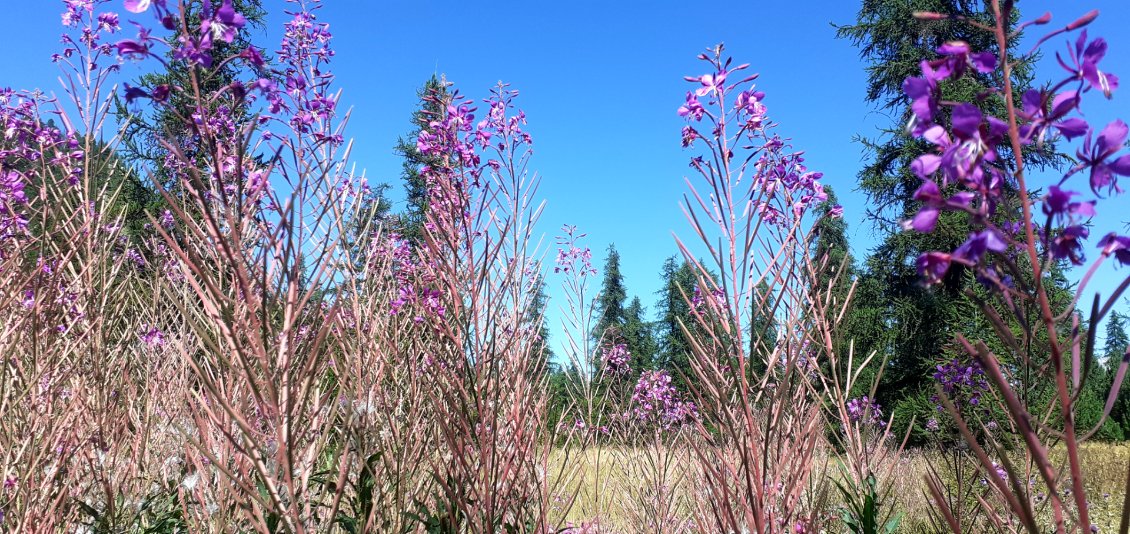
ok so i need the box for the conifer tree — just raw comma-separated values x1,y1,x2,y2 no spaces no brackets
394,75,449,243
621,296,657,374
593,244,628,343
1104,311,1130,434
836,1,1068,433
655,256,700,392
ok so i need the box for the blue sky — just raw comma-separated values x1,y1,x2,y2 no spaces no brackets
3,1,1129,357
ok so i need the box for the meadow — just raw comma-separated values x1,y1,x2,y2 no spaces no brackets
1,0,1129,533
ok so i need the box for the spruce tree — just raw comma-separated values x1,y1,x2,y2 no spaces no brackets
836,1,1067,434
621,296,657,374
1104,311,1130,434
655,256,700,392
529,277,556,375
393,76,450,243
593,244,629,344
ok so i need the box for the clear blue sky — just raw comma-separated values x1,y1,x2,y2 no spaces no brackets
3,1,1128,357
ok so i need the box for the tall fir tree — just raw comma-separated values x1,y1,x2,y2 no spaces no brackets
393,75,450,243
593,244,629,343
810,186,853,301
529,277,556,375
117,0,267,198
1104,311,1130,435
835,1,1069,435
622,296,657,374
655,256,700,392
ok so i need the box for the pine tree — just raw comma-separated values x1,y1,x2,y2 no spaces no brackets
749,280,777,366
1105,311,1129,366
655,256,700,392
810,186,853,301
622,296,657,374
835,1,1066,433
393,76,450,243
593,244,629,344
1104,311,1130,434
529,277,556,375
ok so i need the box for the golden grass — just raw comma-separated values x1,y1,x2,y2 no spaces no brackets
549,442,1130,533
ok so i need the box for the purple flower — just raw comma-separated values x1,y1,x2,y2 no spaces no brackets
932,41,997,79
1071,31,1119,98
932,359,989,408
689,70,727,97
139,324,165,348
123,83,148,103
123,0,153,13
846,396,884,426
173,35,213,68
1078,119,1130,195
97,12,120,33
926,418,939,432
902,180,975,233
240,46,266,68
903,76,937,129
630,370,697,429
953,229,1007,265
681,126,700,147
202,0,246,44
151,84,170,103
917,251,952,285
1042,185,1095,220
116,38,149,59
601,343,631,375
1051,225,1089,265
677,92,705,121
735,89,766,127
1098,233,1130,266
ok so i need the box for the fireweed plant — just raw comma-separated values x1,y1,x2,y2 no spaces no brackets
904,2,1130,532
672,44,895,533
2,0,563,532
551,225,693,532
8,1,1130,533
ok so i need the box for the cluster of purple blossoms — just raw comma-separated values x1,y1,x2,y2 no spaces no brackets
554,225,596,277
689,283,727,314
932,358,990,410
629,370,698,429
371,233,445,323
600,343,630,375
0,171,28,249
57,0,122,60
678,49,832,226
981,461,1010,487
0,89,89,253
139,324,165,348
119,0,246,69
903,28,1130,287
845,395,885,427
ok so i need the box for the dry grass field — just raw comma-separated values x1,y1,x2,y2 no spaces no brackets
549,442,1130,532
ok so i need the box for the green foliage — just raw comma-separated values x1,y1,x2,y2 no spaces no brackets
593,244,629,342
1104,312,1130,435
394,76,450,243
622,296,657,373
529,277,556,374
836,0,1075,444
833,472,903,534
655,256,700,392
